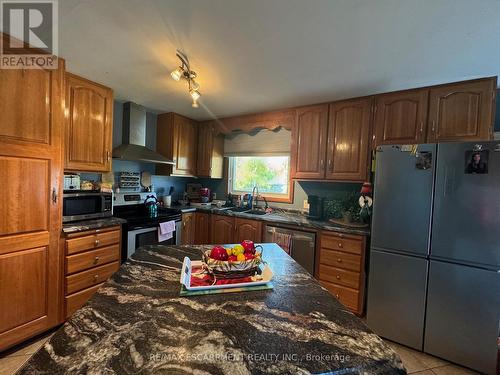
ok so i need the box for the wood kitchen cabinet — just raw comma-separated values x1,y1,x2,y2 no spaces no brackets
197,121,225,178
234,218,263,243
64,73,113,172
427,78,496,142
181,213,195,245
64,226,121,318
211,215,235,245
156,113,198,176
317,231,366,316
0,61,65,351
291,104,329,179
326,98,372,181
194,212,211,244
373,89,429,145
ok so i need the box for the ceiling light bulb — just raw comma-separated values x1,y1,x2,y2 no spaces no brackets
170,67,183,81
190,89,201,101
192,99,199,108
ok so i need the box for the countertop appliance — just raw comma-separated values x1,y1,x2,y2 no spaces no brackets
113,192,182,261
366,142,500,374
264,224,316,275
307,195,324,220
63,174,80,191
62,191,112,222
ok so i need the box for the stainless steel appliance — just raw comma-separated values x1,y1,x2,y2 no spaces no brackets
366,142,500,374
63,174,81,190
264,224,316,274
113,192,182,261
62,191,112,222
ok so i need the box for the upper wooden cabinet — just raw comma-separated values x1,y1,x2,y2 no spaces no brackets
197,121,224,178
427,78,496,142
291,104,329,179
211,215,234,245
64,73,113,172
156,113,198,176
234,218,262,243
374,89,429,145
0,62,65,351
326,98,372,181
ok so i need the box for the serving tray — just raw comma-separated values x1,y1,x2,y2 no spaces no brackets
179,256,273,293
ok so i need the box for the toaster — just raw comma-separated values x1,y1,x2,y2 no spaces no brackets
64,174,81,191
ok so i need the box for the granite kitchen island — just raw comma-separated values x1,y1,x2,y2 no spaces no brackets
20,244,405,374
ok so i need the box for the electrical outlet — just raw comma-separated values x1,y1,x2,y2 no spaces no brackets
303,199,310,210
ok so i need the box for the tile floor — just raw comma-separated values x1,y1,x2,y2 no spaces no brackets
0,333,482,374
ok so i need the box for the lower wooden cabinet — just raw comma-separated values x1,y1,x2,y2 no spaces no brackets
63,226,121,318
211,215,235,245
234,218,262,243
317,231,366,315
194,212,211,244
181,213,195,245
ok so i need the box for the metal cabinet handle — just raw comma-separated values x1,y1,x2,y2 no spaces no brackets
94,239,100,247
337,258,342,263
431,120,436,132
106,150,110,162
94,256,100,264
336,275,340,280
338,242,343,248
420,121,424,133
94,274,99,282
52,188,57,204
335,294,340,299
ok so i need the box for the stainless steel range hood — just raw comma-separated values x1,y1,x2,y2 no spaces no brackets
112,102,175,165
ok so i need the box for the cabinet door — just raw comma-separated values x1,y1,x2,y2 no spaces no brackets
291,104,329,179
235,218,262,243
194,212,211,244
64,73,113,172
181,213,195,245
0,64,64,351
173,116,198,176
326,98,372,181
211,215,234,245
374,90,428,145
197,123,214,177
428,78,496,142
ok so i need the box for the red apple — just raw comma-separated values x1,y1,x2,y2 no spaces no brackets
210,246,228,261
244,253,255,260
228,255,237,262
241,240,255,254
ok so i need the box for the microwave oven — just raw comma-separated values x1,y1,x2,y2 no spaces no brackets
63,192,113,222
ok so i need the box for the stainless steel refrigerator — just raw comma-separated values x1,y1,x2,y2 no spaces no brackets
366,142,500,374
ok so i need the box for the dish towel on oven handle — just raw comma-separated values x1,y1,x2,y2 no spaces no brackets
272,231,292,255
158,220,176,242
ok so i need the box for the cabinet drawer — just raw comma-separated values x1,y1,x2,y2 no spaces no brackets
320,281,359,312
318,264,360,290
66,229,120,255
321,233,363,255
319,249,361,272
65,283,103,318
66,261,120,294
66,244,120,274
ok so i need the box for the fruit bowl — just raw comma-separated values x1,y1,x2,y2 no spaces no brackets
201,242,264,278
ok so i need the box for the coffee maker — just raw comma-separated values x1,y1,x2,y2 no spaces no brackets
307,195,324,220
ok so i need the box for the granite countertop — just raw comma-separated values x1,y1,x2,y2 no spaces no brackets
62,217,126,234
20,244,403,374
174,205,371,236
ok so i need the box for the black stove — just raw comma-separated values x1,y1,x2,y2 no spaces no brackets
113,205,181,230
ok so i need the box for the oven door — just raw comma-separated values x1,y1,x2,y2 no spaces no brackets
126,221,181,259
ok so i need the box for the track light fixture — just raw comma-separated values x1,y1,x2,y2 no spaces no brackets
170,50,201,108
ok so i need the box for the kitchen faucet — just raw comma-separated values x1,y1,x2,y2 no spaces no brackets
251,185,259,210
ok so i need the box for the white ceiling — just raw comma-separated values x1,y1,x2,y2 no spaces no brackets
59,0,500,121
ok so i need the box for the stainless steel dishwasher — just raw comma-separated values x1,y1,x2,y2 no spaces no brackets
263,224,316,275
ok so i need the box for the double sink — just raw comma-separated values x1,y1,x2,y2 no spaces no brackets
221,207,268,216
